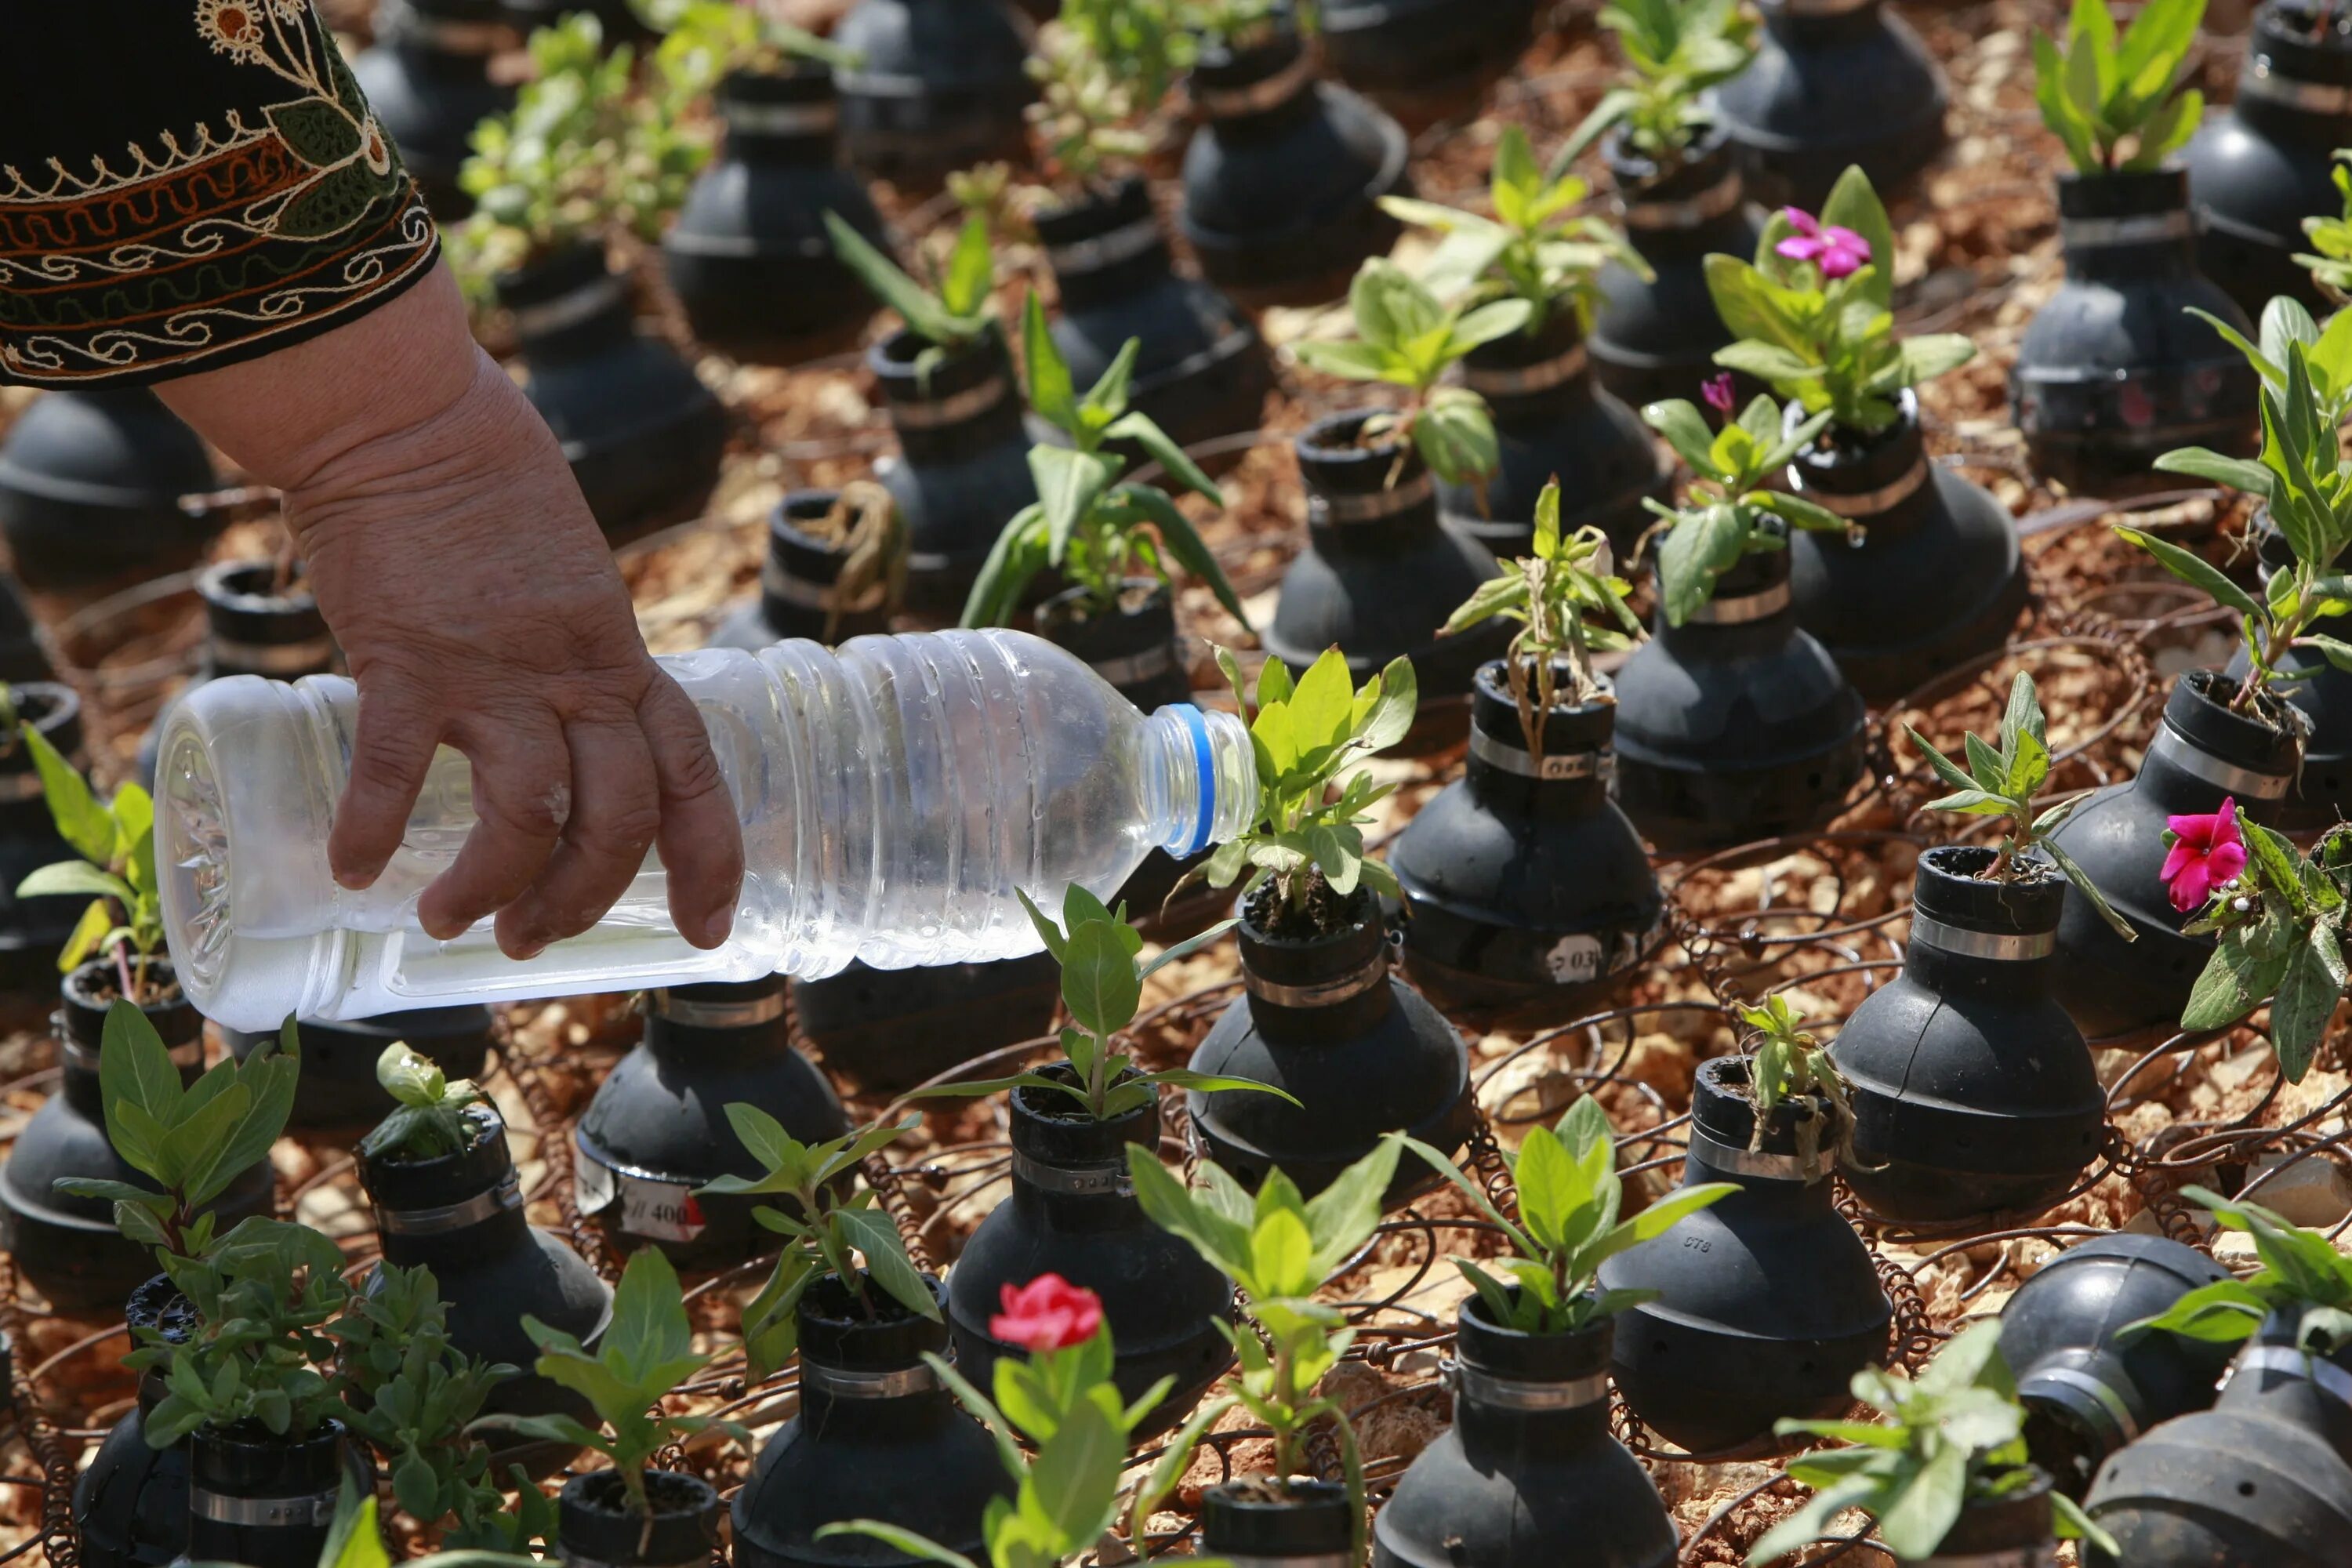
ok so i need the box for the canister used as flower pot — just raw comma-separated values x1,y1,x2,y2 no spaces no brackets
557,1470,721,1568
1188,887,1475,1210
350,0,516,219
949,1070,1234,1439
1035,176,1272,466
358,1104,612,1463
1178,17,1410,310
0,390,218,591
793,951,1061,1097
734,1273,1008,1568
1781,391,2026,703
2227,517,2351,831
1316,0,1542,128
2011,168,2260,495
870,325,1038,619
1909,1472,2058,1567
493,241,727,542
1589,127,1765,413
1264,413,1509,756
183,1421,365,1568
221,1007,492,1131
575,975,848,1269
136,559,336,787
833,0,1033,187
1711,0,1948,210
2082,1312,2352,1566
713,490,898,651
1389,662,1664,1018
1599,1056,1889,1454
1610,547,1867,854
1375,1301,1677,1568
1439,312,1668,559
1996,1232,2234,1497
1035,582,1218,934
76,1276,195,1568
0,685,93,997
1202,1479,1354,1568
1831,845,2105,1225
664,67,893,365
0,962,275,1313
2047,669,2302,1040
2184,0,2352,317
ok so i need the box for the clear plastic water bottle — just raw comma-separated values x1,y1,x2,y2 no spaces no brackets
155,630,1254,1031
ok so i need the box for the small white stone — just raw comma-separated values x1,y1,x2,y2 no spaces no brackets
2246,1152,2352,1229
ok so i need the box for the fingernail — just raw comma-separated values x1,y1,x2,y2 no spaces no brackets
508,935,548,962
333,863,377,891
691,908,734,949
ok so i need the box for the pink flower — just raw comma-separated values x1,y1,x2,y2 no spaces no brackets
2161,797,2247,913
1775,208,1872,281
1702,372,1736,414
990,1274,1104,1352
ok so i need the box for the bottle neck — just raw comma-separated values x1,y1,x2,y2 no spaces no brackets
1464,728,1614,820
1903,926,2056,1000
797,1356,960,1438
372,1181,533,1269
1138,706,1254,859
1450,1367,1616,1453
1010,1137,1153,1232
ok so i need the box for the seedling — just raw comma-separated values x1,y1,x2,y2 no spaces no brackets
56,1000,298,1261
913,884,1290,1120
2135,328,2352,718
827,211,996,366
2299,153,2352,302
1555,0,1758,171
1751,1322,2118,1563
1026,0,1181,190
643,0,858,92
476,1247,750,1518
963,295,1247,630
2173,811,2352,1081
1705,167,1976,439
1737,996,1860,1173
696,1113,938,1378
334,1262,551,1554
1441,478,1645,758
315,1480,542,1568
2031,0,2206,176
1176,646,1417,935
1381,126,1648,334
1127,1142,1402,1555
1293,260,1530,495
1904,670,2135,938
16,725,167,1000
818,1279,1168,1568
138,1217,353,1446
452,16,712,292
1637,394,1841,626
360,1043,490,1164
2125,1185,2352,1352
1394,1098,1735,1334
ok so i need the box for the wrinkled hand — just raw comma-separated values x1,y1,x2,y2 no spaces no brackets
158,261,742,958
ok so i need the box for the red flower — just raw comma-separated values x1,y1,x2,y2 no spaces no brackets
990,1274,1103,1352
1702,372,1737,415
1775,208,1872,281
2161,796,2247,913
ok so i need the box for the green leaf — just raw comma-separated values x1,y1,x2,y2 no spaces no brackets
2042,837,2140,944
832,1206,940,1322
2113,525,2262,617
811,1523,978,1568
1021,292,1076,430
22,725,112,866
17,862,135,902
1027,445,1116,564
1818,164,1896,314
1057,916,1142,1039
826,212,958,346
2270,920,2347,1082
940,216,996,321
1110,482,1249,628
1642,399,1719,474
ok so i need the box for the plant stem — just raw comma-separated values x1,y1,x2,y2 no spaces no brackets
113,936,135,1004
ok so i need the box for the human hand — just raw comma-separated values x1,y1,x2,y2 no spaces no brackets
156,262,743,958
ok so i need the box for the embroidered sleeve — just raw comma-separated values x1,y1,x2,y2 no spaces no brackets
0,0,440,387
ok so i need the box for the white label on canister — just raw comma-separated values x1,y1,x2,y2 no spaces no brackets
1544,933,1605,984
573,1150,616,1214
615,1173,707,1243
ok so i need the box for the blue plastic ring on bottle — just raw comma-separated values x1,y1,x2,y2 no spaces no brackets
1169,703,1216,858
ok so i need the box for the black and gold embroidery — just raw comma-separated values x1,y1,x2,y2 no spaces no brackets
0,0,439,385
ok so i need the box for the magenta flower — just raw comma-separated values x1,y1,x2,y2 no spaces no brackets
2161,797,2247,913
1775,208,1872,281
1702,372,1736,414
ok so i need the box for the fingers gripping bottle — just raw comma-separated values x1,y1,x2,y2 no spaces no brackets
157,630,1255,1032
